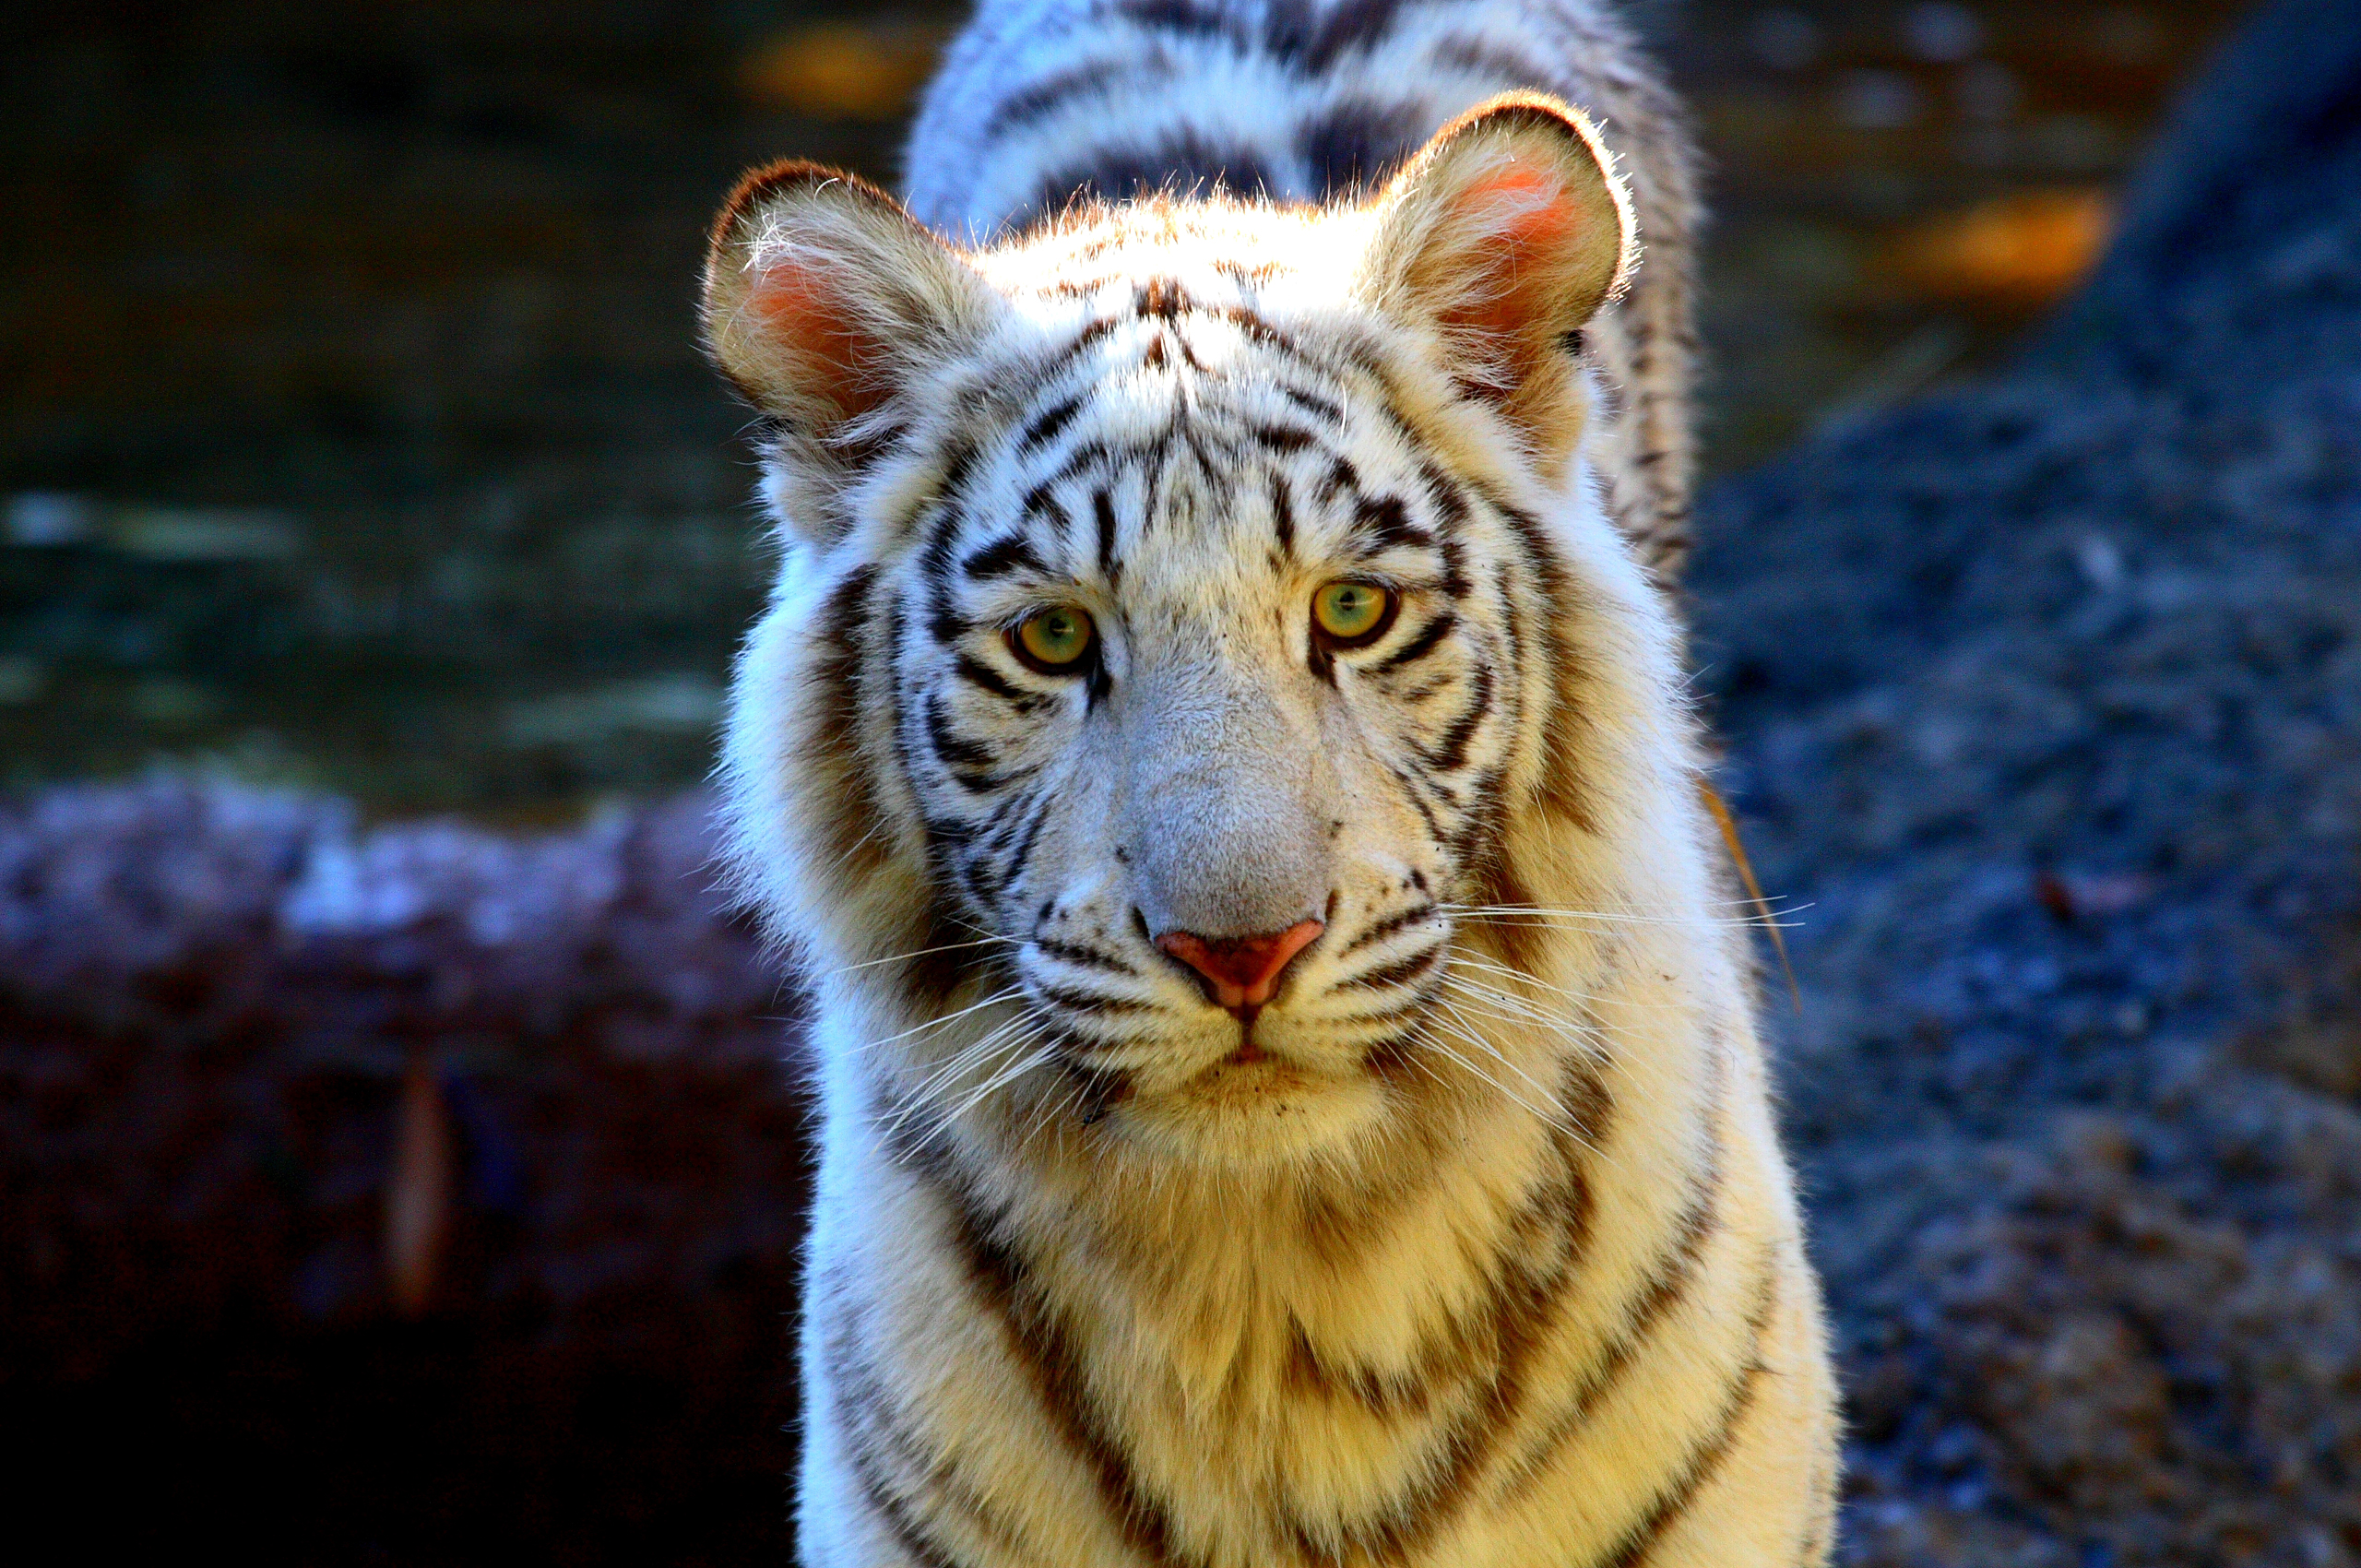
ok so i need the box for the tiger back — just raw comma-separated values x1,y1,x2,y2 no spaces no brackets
700,3,1840,1564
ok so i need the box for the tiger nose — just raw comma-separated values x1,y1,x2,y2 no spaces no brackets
1155,919,1324,1015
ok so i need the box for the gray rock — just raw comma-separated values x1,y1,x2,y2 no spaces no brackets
1690,0,2361,1559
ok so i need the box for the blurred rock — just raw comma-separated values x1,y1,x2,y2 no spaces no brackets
0,779,803,1562
1693,0,2361,1560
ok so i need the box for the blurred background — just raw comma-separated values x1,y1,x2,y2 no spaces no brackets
19,4,2361,1567
0,0,2246,818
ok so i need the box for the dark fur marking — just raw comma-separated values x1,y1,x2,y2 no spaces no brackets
1280,1053,1610,1562
1271,473,1298,558
1252,422,1320,454
1032,937,1138,977
908,1157,1188,1567
1419,660,1495,775
924,694,1002,790
1436,532,1472,599
1583,1263,1780,1568
1317,455,1362,505
1377,612,1457,672
1121,0,1252,48
1498,1154,1730,1502
928,584,973,647
1028,134,1275,221
1264,0,1411,74
964,533,1050,580
825,1310,970,1568
954,653,1026,703
1002,792,1056,886
1336,901,1441,957
1432,33,1556,88
1338,941,1444,992
812,567,887,877
1093,489,1121,583
983,58,1135,137
1297,96,1427,199
1136,276,1190,319
1355,494,1432,552
1279,382,1345,422
1034,981,1152,1016
1020,394,1086,453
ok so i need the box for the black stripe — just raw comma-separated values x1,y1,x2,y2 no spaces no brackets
928,583,972,647
1271,473,1298,557
1093,488,1121,582
1418,459,1472,530
1376,612,1457,672
827,1329,967,1568
1036,315,1121,381
1034,981,1152,1016
1297,96,1425,199
964,532,1050,579
1121,0,1252,48
1335,901,1440,957
1002,792,1055,885
1419,661,1494,774
1264,0,1411,74
911,1159,1188,1567
1279,382,1345,422
1339,941,1443,992
1028,134,1275,221
983,59,1123,137
1497,1156,1728,1502
1046,437,1118,492
1251,422,1320,454
1389,765,1447,845
955,653,1027,703
1033,936,1138,976
1019,393,1086,452
810,566,890,881
1279,1053,1608,1562
1355,494,1432,552
924,694,1001,787
1317,455,1361,504
1436,532,1472,599
1584,1263,1779,1568
1216,304,1302,357
1431,33,1556,89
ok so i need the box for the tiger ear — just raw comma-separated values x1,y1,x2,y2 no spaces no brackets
1357,95,1634,475
702,161,1000,532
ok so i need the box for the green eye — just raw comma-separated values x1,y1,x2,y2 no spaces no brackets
1311,580,1395,646
1012,605,1096,671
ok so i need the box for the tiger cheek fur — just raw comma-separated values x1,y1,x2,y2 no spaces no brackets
704,6,1840,1566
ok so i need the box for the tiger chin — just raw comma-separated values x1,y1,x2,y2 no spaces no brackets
701,17,1839,1568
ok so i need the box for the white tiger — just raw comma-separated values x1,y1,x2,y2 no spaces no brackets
701,3,1840,1565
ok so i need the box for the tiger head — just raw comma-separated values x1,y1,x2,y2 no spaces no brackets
706,97,1705,1172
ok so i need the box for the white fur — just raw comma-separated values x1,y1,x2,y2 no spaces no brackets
704,6,1837,1565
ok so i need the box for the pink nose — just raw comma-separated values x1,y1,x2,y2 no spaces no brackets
1156,920,1324,1014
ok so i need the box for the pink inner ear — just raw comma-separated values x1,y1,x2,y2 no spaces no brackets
748,259,871,416
1450,163,1580,336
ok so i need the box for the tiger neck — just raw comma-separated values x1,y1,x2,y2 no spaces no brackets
953,909,1731,1417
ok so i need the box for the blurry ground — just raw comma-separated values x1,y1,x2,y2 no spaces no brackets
0,0,2250,815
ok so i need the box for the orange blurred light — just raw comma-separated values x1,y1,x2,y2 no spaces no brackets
1882,188,2117,310
738,23,945,121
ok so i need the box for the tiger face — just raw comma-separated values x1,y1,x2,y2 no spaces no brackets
708,98,1648,1170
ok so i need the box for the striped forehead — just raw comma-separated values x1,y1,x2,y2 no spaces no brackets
979,298,1446,538
957,367,1450,596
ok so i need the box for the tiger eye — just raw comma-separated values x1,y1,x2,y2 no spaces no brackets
1012,604,1096,671
1311,580,1394,646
